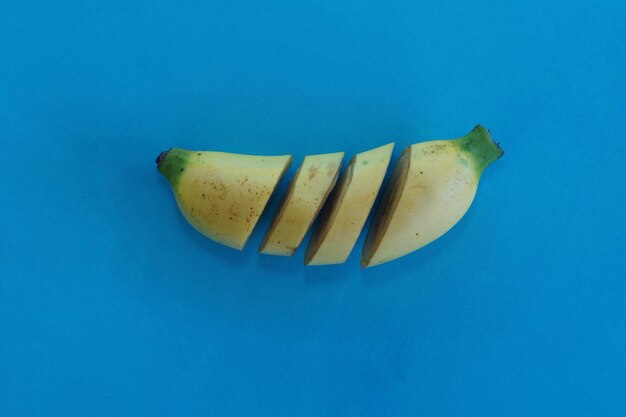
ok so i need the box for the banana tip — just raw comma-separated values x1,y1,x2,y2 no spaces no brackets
156,149,170,166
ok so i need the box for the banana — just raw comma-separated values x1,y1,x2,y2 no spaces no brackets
156,148,292,249
156,126,502,266
361,125,503,267
260,152,344,256
305,143,394,265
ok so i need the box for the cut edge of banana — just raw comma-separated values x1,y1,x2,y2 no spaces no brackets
156,125,503,266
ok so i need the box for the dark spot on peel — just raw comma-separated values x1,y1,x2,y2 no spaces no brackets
308,165,319,180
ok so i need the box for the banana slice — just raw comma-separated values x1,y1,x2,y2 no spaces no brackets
305,143,394,265
157,148,291,249
362,125,503,267
260,152,344,256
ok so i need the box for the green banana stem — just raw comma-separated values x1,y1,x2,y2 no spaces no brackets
458,125,504,176
156,148,190,186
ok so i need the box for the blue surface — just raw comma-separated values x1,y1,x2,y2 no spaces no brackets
1,1,625,416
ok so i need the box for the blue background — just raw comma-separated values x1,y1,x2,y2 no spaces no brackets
2,1,625,416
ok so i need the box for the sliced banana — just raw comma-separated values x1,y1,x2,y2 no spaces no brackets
305,143,394,265
156,125,503,267
259,152,344,256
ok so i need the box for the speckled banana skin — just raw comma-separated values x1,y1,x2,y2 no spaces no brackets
157,148,291,249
